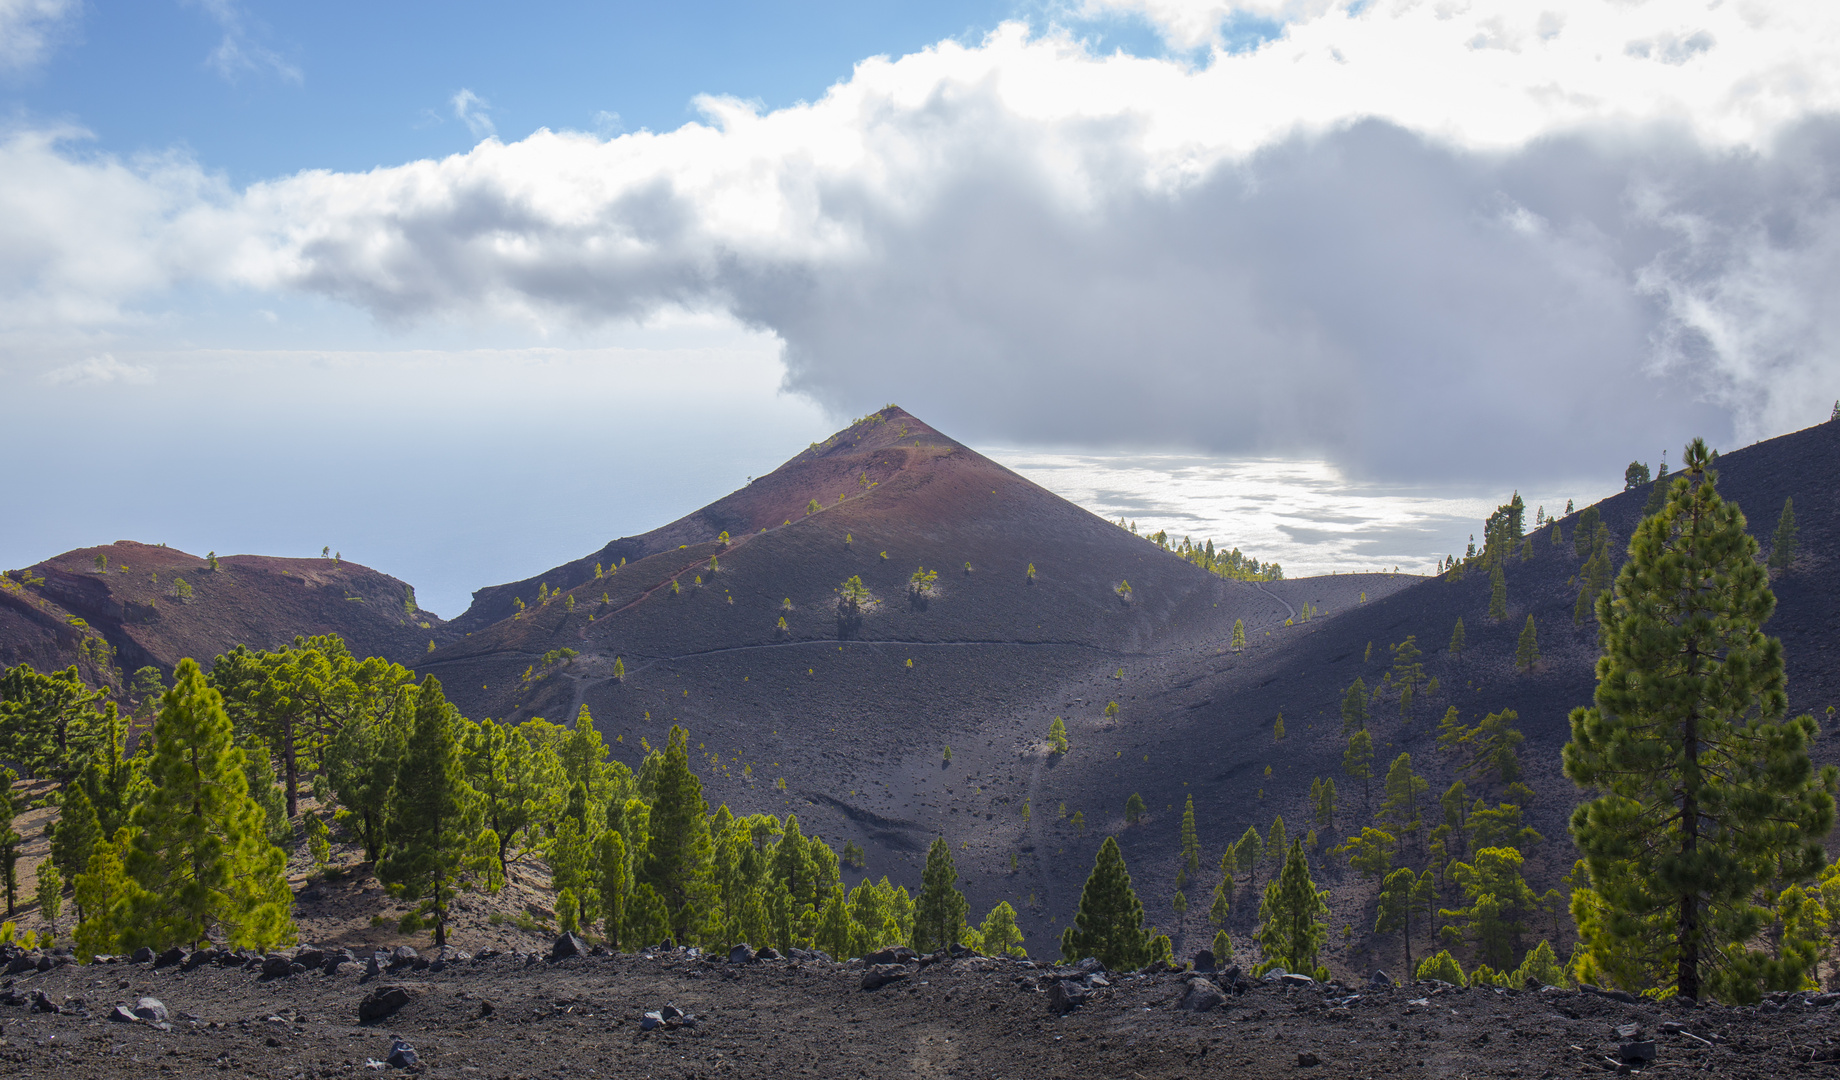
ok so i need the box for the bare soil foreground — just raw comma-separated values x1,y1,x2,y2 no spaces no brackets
0,943,1831,1079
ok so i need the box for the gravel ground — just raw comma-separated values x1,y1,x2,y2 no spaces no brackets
1,943,1834,1079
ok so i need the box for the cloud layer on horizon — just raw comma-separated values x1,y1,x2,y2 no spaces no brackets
5,1,1840,482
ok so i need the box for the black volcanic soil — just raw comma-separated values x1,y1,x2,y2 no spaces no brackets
0,947,1823,1079
1,542,454,685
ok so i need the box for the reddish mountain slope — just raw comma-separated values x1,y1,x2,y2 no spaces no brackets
1,542,451,682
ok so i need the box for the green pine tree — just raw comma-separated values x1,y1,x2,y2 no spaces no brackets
979,900,1026,958
1125,792,1146,825
1209,851,1233,926
36,860,61,922
1515,615,1539,673
1344,730,1375,812
1564,439,1836,1003
1047,717,1069,755
911,837,968,953
49,780,101,886
377,675,483,948
1273,714,1285,741
1769,497,1797,572
1256,840,1329,977
1340,677,1369,733
1487,560,1507,621
1059,836,1148,970
0,769,19,915
118,659,295,951
641,725,716,943
1236,825,1264,890
1230,620,1245,650
1448,617,1465,655
598,830,630,950
1179,795,1200,874
1375,866,1419,974
1211,927,1233,962
1379,753,1428,849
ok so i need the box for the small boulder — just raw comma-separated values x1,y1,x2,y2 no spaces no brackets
261,955,293,978
28,990,60,1014
1280,973,1317,988
132,997,169,1028
153,946,186,969
661,1005,683,1020
182,948,219,971
1047,980,1092,1015
728,945,755,964
1369,970,1393,989
550,933,588,961
390,946,418,968
3,953,39,976
293,947,327,970
385,1038,418,1069
863,947,917,966
1179,978,1226,1013
755,947,782,961
109,1005,140,1024
364,956,383,978
1192,949,1217,972
1618,1041,1657,1063
130,946,155,965
640,1011,664,1031
358,985,419,1023
324,949,356,974
1260,967,1290,983
861,965,909,991
1297,1051,1322,1067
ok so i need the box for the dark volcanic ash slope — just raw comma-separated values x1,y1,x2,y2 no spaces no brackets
420,407,1418,953
1,542,452,681
1023,417,1840,975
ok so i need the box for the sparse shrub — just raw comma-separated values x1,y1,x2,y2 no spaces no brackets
1114,580,1133,600
1103,701,1119,723
806,499,822,515
1416,949,1466,985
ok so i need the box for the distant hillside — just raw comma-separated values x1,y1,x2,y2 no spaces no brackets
0,541,453,685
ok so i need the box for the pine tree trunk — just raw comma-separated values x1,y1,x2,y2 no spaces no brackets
282,719,298,821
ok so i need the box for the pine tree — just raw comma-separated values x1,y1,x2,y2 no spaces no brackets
1273,714,1285,741
378,675,483,949
1209,851,1233,927
911,837,968,953
118,659,294,951
0,769,19,915
1268,815,1287,868
978,901,1026,958
1313,777,1337,830
1375,866,1419,974
36,861,62,921
73,828,129,960
1231,620,1245,651
1448,618,1465,655
1256,840,1329,977
1236,826,1264,890
1565,439,1836,1003
1059,836,1148,970
1341,678,1368,733
642,725,716,943
1488,560,1507,621
1515,615,1539,673
1769,497,1797,572
1125,792,1146,825
1211,928,1233,962
1379,754,1428,849
1343,730,1375,812
1179,795,1200,874
1466,709,1524,786
1047,717,1069,755
598,830,630,950
49,781,100,884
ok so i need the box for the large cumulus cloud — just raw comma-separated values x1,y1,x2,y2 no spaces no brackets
6,1,1840,481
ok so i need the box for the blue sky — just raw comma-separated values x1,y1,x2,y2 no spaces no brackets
7,2,1180,179
3,1,1837,614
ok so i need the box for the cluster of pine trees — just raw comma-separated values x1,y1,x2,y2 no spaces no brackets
1,634,1030,962
1116,522,1283,582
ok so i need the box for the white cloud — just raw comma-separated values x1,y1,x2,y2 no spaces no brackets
451,89,496,139
3,2,1840,481
40,353,154,386
0,0,79,71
